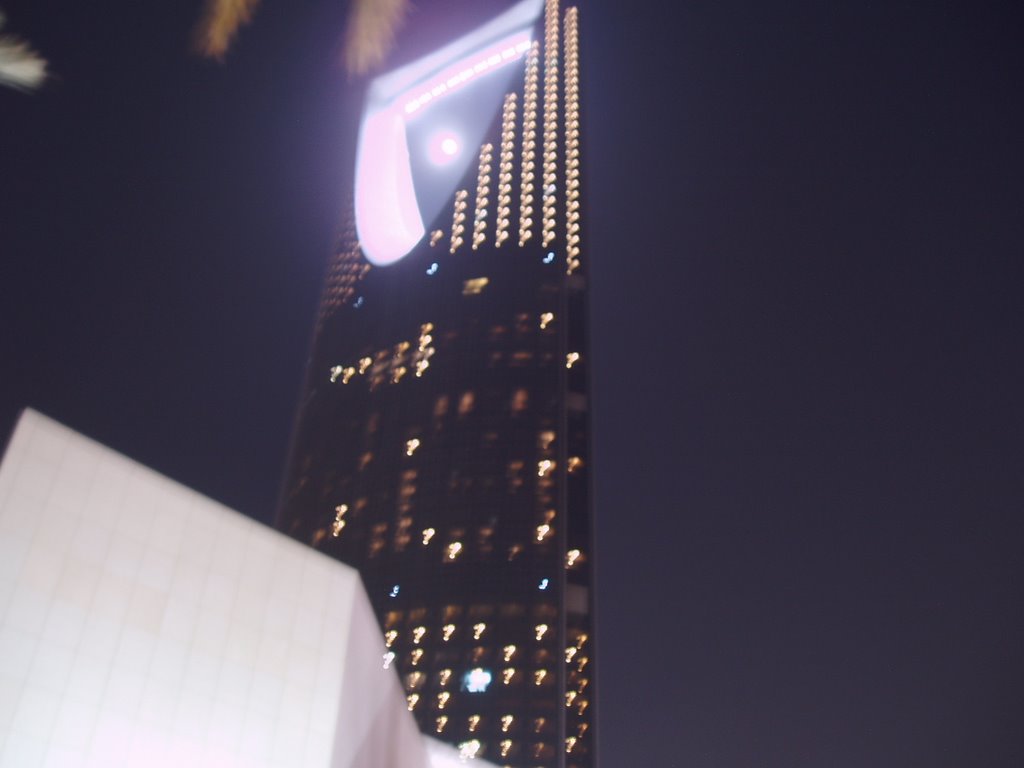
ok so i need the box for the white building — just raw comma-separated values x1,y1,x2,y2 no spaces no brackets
0,409,493,768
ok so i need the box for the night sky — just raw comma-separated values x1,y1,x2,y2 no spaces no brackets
3,0,1023,765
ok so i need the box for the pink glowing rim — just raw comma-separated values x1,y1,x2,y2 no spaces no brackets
354,0,543,267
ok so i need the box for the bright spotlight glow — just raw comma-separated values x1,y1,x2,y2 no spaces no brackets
429,132,462,165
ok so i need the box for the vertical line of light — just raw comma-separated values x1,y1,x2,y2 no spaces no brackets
541,0,560,249
518,42,540,247
496,93,517,247
450,189,468,253
564,7,581,274
472,143,493,250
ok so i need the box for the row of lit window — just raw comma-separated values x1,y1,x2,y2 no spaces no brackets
332,514,584,567
449,737,587,761
564,5,582,275
389,624,551,651
385,604,564,629
450,189,468,252
472,144,492,250
541,0,560,249
451,737,574,761
495,93,516,247
518,42,540,247
328,324,435,387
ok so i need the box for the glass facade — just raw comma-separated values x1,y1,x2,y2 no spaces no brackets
278,2,593,765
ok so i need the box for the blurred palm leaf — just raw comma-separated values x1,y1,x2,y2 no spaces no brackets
343,0,410,76
0,10,47,91
193,0,260,60
191,0,409,76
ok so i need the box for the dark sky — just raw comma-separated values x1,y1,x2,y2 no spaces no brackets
3,0,1023,765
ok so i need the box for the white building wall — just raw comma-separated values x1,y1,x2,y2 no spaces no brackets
0,409,430,768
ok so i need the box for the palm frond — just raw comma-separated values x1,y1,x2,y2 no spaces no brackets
0,11,47,91
192,0,260,60
343,0,410,76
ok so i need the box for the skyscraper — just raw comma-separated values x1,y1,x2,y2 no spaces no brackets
278,1,593,765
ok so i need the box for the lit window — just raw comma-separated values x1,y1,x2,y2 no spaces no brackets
533,669,547,686
535,624,549,641
412,626,426,644
406,693,419,711
537,459,554,477
510,388,529,414
437,691,451,710
472,622,486,640
389,584,400,598
538,578,549,590
566,549,582,568
539,430,555,450
501,668,516,685
503,644,517,662
576,633,588,648
384,630,398,648
358,356,372,374
439,669,452,687
332,504,348,537
436,716,449,734
382,651,395,669
462,668,492,693
567,456,583,473
500,715,514,733
539,312,554,329
500,739,513,757
576,698,589,715
576,656,589,672
410,648,424,666
565,691,577,707
535,524,552,542
433,395,449,418
442,624,456,642
462,277,490,295
446,541,463,561
566,351,581,369
458,391,475,415
422,528,436,545
507,544,523,561
533,717,546,733
565,647,577,663
467,714,481,732
566,736,577,754
405,438,421,456
329,365,343,383
406,671,425,690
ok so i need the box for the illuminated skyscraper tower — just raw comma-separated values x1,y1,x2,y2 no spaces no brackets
278,1,593,765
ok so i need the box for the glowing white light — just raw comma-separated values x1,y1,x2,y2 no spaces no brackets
458,740,482,760
429,132,462,165
463,668,493,693
389,584,400,597
538,578,549,590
